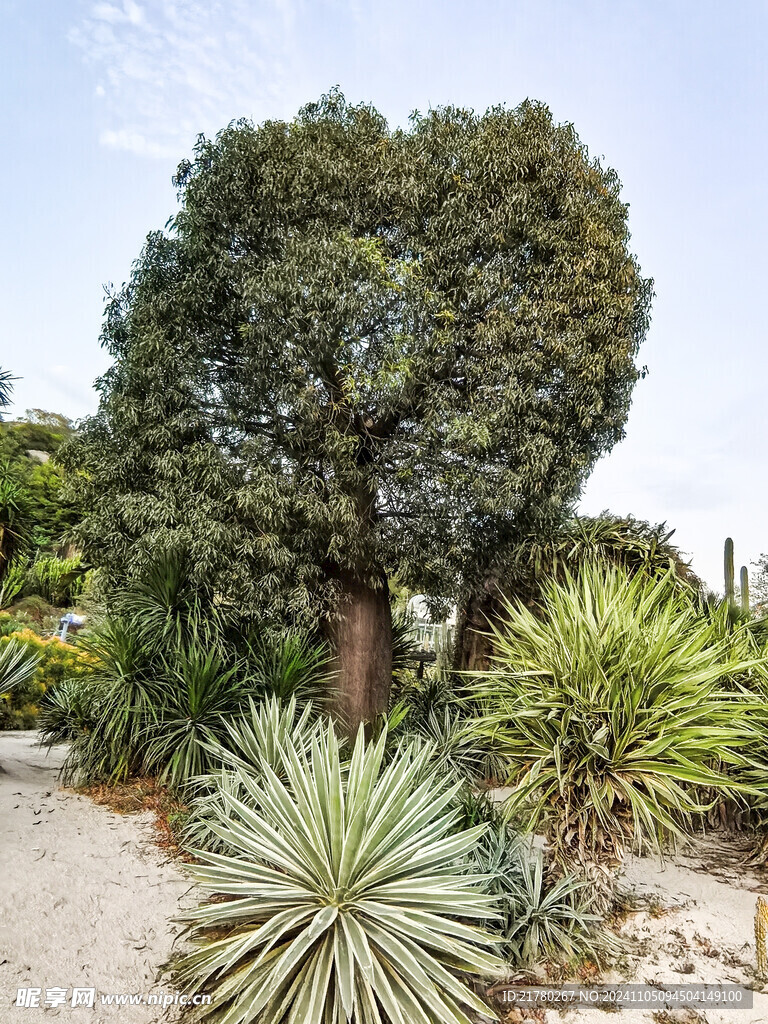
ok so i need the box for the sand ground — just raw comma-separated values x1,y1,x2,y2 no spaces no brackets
0,731,193,1023
529,835,768,1024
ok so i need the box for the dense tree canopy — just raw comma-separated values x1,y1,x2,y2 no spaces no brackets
65,92,652,723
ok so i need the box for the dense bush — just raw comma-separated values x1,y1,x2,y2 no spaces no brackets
470,562,763,909
0,629,93,729
24,554,86,606
40,552,333,788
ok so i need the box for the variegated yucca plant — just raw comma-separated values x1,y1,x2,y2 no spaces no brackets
470,562,764,910
173,725,503,1023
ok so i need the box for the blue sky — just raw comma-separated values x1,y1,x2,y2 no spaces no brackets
2,0,767,590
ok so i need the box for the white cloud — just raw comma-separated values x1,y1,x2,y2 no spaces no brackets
69,0,305,159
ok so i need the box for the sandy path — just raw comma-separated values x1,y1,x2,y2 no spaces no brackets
0,732,193,1023
537,836,768,1024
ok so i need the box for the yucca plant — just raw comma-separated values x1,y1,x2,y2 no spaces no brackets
391,609,420,681
470,562,762,910
145,644,249,792
173,727,503,1023
403,706,489,784
0,636,41,692
245,631,333,703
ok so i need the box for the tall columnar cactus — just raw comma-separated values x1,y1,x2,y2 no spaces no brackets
755,896,768,981
741,565,751,614
724,537,735,606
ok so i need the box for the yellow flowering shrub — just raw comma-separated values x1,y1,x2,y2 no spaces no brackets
0,627,96,730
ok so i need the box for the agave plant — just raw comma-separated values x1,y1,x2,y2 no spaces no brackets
210,695,325,779
173,727,503,1023
0,637,40,692
184,697,328,854
470,562,762,909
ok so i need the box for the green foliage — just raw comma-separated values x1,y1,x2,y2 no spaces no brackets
391,609,420,682
0,556,28,609
470,563,762,907
145,642,249,791
470,821,602,966
173,726,502,1023
0,369,13,413
25,554,85,605
0,465,29,578
41,549,331,788
38,677,101,742
64,91,651,644
0,411,81,593
244,632,333,703
0,636,41,692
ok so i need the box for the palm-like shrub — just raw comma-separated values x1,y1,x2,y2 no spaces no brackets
59,617,159,782
245,632,332,702
471,563,760,908
0,636,40,692
38,677,101,742
145,645,249,791
174,727,502,1023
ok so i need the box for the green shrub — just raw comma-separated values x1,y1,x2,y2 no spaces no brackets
471,562,763,909
0,556,28,609
25,554,86,606
173,727,502,1023
0,629,93,730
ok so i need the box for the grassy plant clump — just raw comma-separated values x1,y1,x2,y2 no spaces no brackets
173,726,503,1023
471,562,763,909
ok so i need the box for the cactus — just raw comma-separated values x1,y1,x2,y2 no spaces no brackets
741,565,750,615
724,537,735,606
756,895,768,980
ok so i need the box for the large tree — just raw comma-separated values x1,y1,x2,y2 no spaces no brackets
66,92,652,727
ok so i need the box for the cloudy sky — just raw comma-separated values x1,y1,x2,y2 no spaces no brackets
2,0,767,590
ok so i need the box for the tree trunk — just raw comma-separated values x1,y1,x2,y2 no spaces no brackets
327,571,392,733
453,580,501,672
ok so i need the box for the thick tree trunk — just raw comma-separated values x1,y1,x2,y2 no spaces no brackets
453,580,502,672
327,571,392,733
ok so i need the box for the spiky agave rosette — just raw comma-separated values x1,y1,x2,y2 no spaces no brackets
172,727,504,1023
